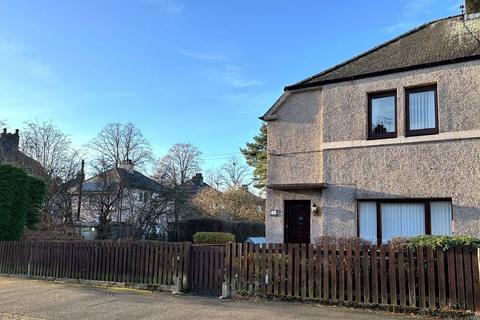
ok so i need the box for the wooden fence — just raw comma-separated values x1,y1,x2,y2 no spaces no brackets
225,242,480,312
0,241,190,291
190,244,225,295
1,240,479,313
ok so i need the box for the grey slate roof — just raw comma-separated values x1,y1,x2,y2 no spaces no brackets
81,168,162,193
286,15,480,90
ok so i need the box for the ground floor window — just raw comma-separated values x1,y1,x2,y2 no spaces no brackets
358,199,452,244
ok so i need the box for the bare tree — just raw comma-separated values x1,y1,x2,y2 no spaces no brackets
77,156,173,240
130,189,176,239
88,122,153,169
20,120,82,230
153,143,202,240
220,156,250,188
193,186,264,221
79,159,125,239
204,167,225,190
154,143,202,186
0,119,6,128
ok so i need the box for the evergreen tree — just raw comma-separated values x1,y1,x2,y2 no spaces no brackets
240,122,267,189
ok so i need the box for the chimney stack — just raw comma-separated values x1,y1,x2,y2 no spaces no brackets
465,0,480,19
118,159,134,173
0,129,19,151
191,173,203,185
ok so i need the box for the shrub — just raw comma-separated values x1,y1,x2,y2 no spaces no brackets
177,217,264,242
406,235,480,251
0,164,46,240
193,232,235,244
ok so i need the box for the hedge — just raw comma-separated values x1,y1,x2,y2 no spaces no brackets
0,164,46,240
406,235,480,250
193,232,235,244
176,217,264,242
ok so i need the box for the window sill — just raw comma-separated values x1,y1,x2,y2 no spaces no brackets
322,129,480,151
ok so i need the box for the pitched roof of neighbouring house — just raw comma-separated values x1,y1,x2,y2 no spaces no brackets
177,173,215,199
80,167,163,193
285,15,480,91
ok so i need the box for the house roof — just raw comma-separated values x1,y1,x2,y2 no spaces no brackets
80,167,163,193
285,15,480,91
177,173,214,199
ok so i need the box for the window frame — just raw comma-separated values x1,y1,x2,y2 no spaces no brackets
356,198,452,244
367,90,398,140
405,84,439,137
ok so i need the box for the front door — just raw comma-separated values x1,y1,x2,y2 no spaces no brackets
284,200,311,243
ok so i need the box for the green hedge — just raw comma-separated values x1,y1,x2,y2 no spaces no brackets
193,232,235,244
176,217,264,242
0,164,46,240
407,235,480,251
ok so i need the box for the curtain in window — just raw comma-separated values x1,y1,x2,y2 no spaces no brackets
359,202,377,243
381,203,425,242
431,201,452,236
409,90,435,130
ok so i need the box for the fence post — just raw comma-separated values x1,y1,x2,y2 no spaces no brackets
27,242,32,277
182,242,192,292
222,242,232,298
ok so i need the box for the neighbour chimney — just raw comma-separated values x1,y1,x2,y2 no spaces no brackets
191,173,203,185
0,129,19,151
118,159,134,173
465,0,480,19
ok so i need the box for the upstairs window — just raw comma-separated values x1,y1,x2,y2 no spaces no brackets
368,91,397,139
406,85,438,136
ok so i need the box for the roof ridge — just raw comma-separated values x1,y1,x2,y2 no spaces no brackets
285,14,462,91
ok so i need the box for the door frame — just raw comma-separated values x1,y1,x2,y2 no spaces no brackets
284,199,311,244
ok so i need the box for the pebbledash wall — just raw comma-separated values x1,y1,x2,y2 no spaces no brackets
266,60,480,243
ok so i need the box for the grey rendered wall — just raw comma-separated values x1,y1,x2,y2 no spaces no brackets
266,61,480,242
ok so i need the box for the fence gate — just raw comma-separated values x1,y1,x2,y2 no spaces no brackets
190,245,225,295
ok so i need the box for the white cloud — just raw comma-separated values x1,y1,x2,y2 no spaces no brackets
179,48,228,62
203,64,263,88
0,38,57,83
221,65,264,88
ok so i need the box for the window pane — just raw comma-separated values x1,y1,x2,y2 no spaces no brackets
431,201,452,236
408,90,435,130
371,96,395,135
359,202,377,243
381,203,425,242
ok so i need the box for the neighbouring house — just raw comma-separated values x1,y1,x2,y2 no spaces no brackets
176,173,215,218
176,173,265,221
70,160,166,240
262,3,480,244
0,128,44,176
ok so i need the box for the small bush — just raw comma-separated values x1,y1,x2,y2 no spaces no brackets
193,232,235,244
176,217,264,242
406,235,480,251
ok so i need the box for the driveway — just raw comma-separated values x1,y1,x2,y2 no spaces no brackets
0,277,435,320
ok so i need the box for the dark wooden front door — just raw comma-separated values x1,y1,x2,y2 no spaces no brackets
284,200,311,243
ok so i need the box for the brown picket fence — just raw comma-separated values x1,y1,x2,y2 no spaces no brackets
225,242,480,312
1,240,480,313
0,241,190,291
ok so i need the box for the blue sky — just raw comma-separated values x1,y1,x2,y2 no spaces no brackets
0,0,460,171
